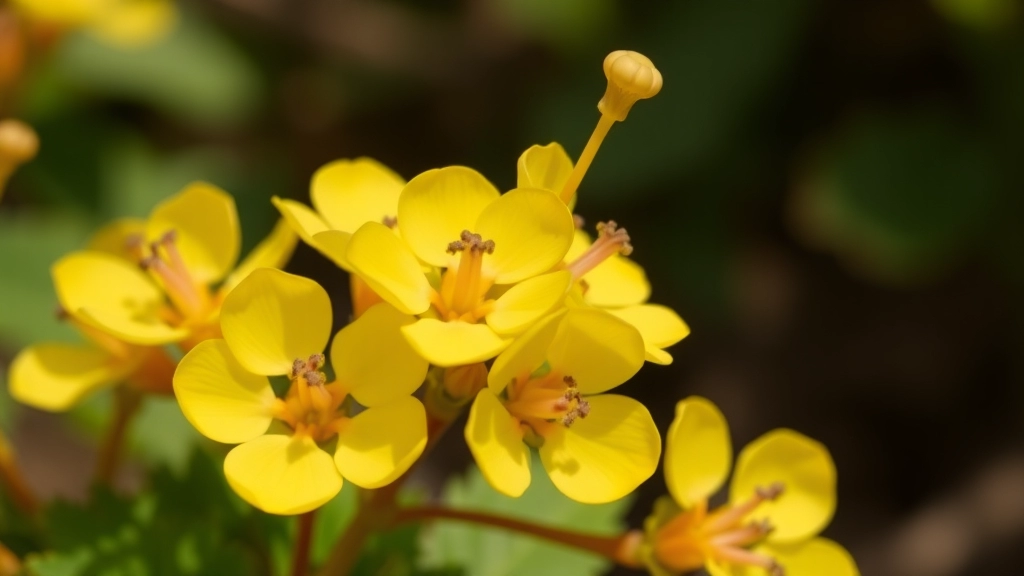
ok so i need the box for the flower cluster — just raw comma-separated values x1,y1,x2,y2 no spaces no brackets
4,50,860,576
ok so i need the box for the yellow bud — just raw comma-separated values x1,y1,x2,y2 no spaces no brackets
598,50,663,121
0,119,39,200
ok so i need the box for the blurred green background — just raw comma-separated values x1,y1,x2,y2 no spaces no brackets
2,0,1024,575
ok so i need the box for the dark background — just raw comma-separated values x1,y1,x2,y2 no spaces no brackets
2,1,1024,575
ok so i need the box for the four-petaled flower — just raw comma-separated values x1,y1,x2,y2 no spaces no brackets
173,268,429,515
342,166,576,367
465,308,660,503
640,397,858,576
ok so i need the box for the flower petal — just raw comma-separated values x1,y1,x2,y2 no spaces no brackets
401,319,510,367
608,304,689,366
224,434,342,515
334,396,427,488
539,394,660,504
475,187,574,284
464,390,531,498
87,217,146,260
487,271,570,335
331,304,428,407
173,339,275,444
517,143,573,195
730,429,837,543
311,230,353,271
346,222,432,315
271,196,330,249
88,0,176,47
547,308,645,395
221,269,332,376
53,251,188,345
311,158,405,232
147,182,240,284
487,309,566,394
8,343,132,412
397,167,500,267
756,539,859,576
220,219,299,295
664,396,732,508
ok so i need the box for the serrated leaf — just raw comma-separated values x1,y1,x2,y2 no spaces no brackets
419,456,632,576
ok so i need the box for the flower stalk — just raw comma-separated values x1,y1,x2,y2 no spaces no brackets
95,386,142,486
292,510,317,576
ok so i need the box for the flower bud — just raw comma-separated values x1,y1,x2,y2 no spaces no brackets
0,119,39,199
598,50,663,121
442,363,488,401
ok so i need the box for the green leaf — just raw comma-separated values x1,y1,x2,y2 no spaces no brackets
53,10,262,128
419,456,632,576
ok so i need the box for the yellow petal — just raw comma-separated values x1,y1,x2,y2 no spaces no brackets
271,196,330,250
311,230,353,271
539,394,660,504
517,143,573,195
147,182,240,285
220,269,332,376
220,219,299,295
89,0,177,47
608,304,690,366
401,319,510,367
581,255,650,308
346,222,432,315
464,390,531,498
397,167,499,267
547,308,645,395
331,304,427,407
475,188,574,284
487,309,566,394
172,339,275,444
224,434,342,515
310,158,405,232
757,539,859,576
730,429,837,543
11,0,98,23
8,343,132,412
87,217,146,260
334,396,427,488
664,396,732,508
53,251,188,345
487,271,570,335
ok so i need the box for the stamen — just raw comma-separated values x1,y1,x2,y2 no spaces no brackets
573,214,586,229
382,215,398,228
565,221,633,281
713,546,784,576
125,234,146,264
702,483,785,535
504,373,592,429
442,230,495,316
141,230,209,321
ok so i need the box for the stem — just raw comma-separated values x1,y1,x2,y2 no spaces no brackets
560,113,616,205
319,415,453,576
95,387,142,486
393,506,644,568
291,510,316,576
0,431,38,516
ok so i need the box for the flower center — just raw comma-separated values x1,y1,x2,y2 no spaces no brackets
133,230,213,324
270,353,349,443
565,221,632,282
655,483,787,575
504,372,591,440
431,230,496,321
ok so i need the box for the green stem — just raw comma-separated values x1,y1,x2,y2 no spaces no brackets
95,387,142,486
391,506,644,568
291,510,316,576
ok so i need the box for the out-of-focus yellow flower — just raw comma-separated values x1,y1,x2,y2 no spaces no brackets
640,397,858,576
342,166,576,367
173,268,429,515
11,0,177,48
0,119,39,201
52,182,297,352
465,308,659,504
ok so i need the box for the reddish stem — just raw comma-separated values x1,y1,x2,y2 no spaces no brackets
292,510,317,576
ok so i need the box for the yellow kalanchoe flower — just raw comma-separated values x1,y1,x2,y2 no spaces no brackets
53,182,297,352
342,166,576,367
11,0,177,48
173,268,429,515
465,308,660,504
640,397,858,576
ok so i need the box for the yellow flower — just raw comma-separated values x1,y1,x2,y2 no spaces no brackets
464,308,660,503
173,268,429,515
11,0,177,48
641,397,858,576
342,166,576,367
52,182,297,352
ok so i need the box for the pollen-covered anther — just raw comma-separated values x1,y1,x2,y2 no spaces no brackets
596,220,633,256
757,482,785,501
560,376,591,427
447,230,495,255
565,220,634,281
573,214,586,230
303,370,326,387
382,215,398,228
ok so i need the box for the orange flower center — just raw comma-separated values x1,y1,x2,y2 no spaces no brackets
655,484,786,575
430,230,497,322
503,371,590,440
270,354,349,443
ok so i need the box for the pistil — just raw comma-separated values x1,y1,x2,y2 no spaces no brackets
565,221,633,281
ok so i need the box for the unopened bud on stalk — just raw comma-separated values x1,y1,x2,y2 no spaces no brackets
0,119,39,199
443,363,488,401
598,51,663,121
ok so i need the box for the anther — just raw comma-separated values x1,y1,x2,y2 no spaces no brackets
756,482,785,501
303,370,325,387
382,215,398,228
305,353,325,371
291,358,306,379
573,214,586,230
565,221,634,280
596,221,633,256
769,560,785,576
125,234,146,263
